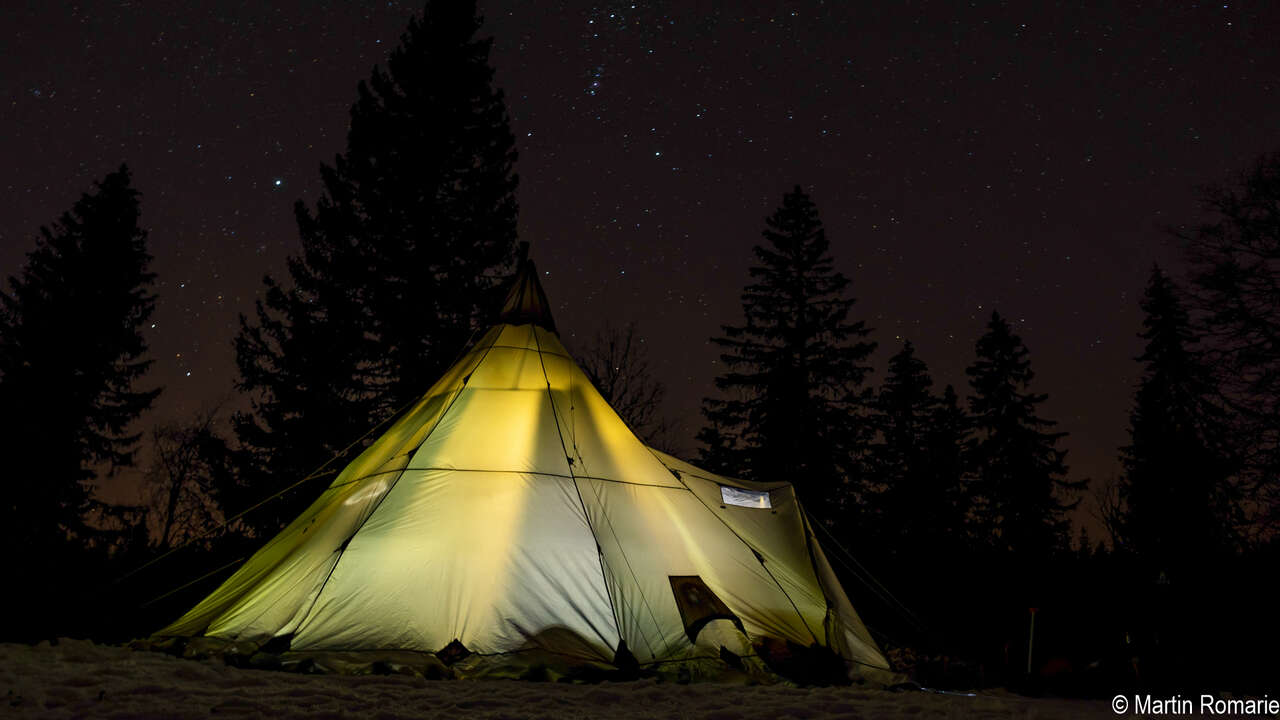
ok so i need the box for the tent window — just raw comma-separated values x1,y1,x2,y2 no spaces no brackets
720,485,772,509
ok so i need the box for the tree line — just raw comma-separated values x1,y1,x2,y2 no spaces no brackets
696,185,1083,565
692,177,1277,691
2,0,1277,693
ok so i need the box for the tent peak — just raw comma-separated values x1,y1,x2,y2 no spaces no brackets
498,242,557,333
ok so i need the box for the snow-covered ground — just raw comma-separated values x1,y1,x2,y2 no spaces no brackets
2,639,1115,719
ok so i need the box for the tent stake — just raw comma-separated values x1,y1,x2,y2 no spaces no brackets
1026,608,1037,675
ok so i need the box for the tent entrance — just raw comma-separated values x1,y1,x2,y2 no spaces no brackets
668,576,744,643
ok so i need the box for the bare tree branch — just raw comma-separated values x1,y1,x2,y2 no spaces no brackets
145,404,234,550
573,321,673,450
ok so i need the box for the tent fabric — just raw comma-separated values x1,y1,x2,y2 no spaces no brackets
496,257,557,333
156,264,890,676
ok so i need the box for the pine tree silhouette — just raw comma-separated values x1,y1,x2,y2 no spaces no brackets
1182,152,1280,532
927,384,972,541
868,343,972,560
698,186,876,506
0,165,159,553
868,341,935,542
232,1,519,535
965,312,1079,559
1119,265,1237,579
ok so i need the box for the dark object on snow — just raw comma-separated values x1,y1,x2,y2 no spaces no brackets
613,640,640,674
756,638,851,687
719,645,745,671
437,639,471,666
258,633,292,655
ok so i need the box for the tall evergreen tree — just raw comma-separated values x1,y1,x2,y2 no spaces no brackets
869,343,971,557
965,312,1079,558
696,416,742,479
868,341,935,538
1181,152,1280,535
231,234,384,533
698,186,876,505
232,1,519,534
924,384,973,544
1119,266,1237,577
0,165,159,551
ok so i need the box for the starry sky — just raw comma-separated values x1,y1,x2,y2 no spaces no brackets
3,1,1279,520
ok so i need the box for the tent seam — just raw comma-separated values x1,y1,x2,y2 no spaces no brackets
560,348,626,650
530,326,668,661
284,329,503,644
528,326,630,655
643,447,822,647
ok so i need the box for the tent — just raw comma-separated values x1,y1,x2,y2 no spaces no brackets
154,259,891,681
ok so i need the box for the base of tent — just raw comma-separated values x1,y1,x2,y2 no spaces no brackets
132,635,898,686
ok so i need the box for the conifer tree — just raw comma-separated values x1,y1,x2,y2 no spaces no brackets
232,1,518,534
1119,266,1237,577
868,341,935,540
698,186,876,505
965,312,1079,558
695,418,741,478
0,165,159,551
1182,153,1280,533
869,343,971,557
1074,525,1095,561
925,384,973,542
231,234,384,533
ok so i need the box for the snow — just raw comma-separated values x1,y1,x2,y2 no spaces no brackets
2,639,1115,718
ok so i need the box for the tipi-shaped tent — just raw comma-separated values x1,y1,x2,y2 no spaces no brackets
155,259,890,680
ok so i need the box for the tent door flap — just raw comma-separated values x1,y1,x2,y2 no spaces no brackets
668,575,744,643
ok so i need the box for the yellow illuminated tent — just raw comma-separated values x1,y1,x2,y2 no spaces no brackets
154,259,890,681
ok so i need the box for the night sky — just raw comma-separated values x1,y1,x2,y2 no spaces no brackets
4,2,1278,522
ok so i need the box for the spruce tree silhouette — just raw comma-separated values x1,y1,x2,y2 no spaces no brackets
1119,265,1237,580
965,312,1080,560
1182,152,1280,533
232,1,519,536
868,342,971,562
927,384,972,545
698,185,876,508
0,165,158,640
868,341,935,549
0,165,158,552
